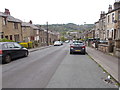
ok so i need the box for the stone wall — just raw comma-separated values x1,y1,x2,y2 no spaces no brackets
0,17,3,39
98,44,109,53
114,39,120,58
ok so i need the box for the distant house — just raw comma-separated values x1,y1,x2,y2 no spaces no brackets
0,9,22,41
94,21,100,39
0,12,7,39
22,21,40,43
35,25,46,46
99,11,106,40
105,5,116,40
94,1,120,57
114,1,120,40
29,21,40,42
21,22,31,42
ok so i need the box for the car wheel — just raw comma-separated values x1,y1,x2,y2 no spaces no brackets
4,55,11,63
24,51,29,57
70,51,73,54
82,52,86,55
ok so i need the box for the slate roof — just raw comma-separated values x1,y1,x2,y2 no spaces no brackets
30,24,40,30
22,22,31,27
7,15,22,23
0,12,7,17
22,22,40,30
0,12,22,23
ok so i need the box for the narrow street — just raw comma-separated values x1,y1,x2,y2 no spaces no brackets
2,43,117,88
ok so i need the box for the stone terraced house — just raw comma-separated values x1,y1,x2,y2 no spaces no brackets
0,9,22,41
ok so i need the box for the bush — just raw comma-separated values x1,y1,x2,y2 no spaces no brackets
0,38,15,42
19,42,33,49
19,42,29,48
80,39,85,41
28,42,33,48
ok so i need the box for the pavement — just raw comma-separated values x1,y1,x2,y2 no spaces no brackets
28,45,52,52
86,47,119,84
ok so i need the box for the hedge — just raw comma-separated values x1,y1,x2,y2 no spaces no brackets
0,38,15,42
19,42,33,49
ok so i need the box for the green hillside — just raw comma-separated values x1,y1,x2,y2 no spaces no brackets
40,23,94,33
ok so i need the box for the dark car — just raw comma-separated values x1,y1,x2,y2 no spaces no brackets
0,42,29,64
70,41,86,54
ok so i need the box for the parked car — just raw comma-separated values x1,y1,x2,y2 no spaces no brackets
60,41,63,45
70,41,86,54
54,41,62,46
0,42,29,64
65,40,70,43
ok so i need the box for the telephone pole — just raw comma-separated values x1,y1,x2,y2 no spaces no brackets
46,22,49,46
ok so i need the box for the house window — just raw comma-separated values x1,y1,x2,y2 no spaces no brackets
112,30,113,38
107,30,109,38
114,29,116,39
112,13,114,22
10,35,12,40
5,36,8,39
14,34,19,41
108,15,110,23
118,12,120,21
14,23,18,29
36,30,39,34
3,17,7,25
1,35,3,39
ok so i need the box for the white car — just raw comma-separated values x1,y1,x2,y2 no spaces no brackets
54,41,62,46
65,40,70,43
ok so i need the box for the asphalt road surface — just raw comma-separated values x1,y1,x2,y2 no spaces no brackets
2,43,117,88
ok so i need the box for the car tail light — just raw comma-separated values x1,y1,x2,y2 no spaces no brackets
82,46,85,48
0,50,2,54
70,45,74,48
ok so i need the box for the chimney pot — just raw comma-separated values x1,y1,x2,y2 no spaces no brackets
29,20,32,24
108,5,112,12
4,8,10,15
114,1,120,9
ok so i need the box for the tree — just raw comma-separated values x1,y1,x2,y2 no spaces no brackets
60,36,67,41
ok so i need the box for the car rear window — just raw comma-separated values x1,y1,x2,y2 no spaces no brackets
73,41,83,43
73,41,84,45
55,41,60,43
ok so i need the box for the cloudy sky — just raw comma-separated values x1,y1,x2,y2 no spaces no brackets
0,0,115,25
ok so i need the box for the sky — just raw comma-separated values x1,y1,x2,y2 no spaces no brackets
0,0,116,25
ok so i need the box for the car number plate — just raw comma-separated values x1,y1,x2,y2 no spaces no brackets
75,50,81,51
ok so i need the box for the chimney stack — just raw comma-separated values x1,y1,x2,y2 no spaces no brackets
29,20,32,24
100,11,105,19
4,8,10,15
115,0,120,2
114,1,120,9
108,5,112,12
